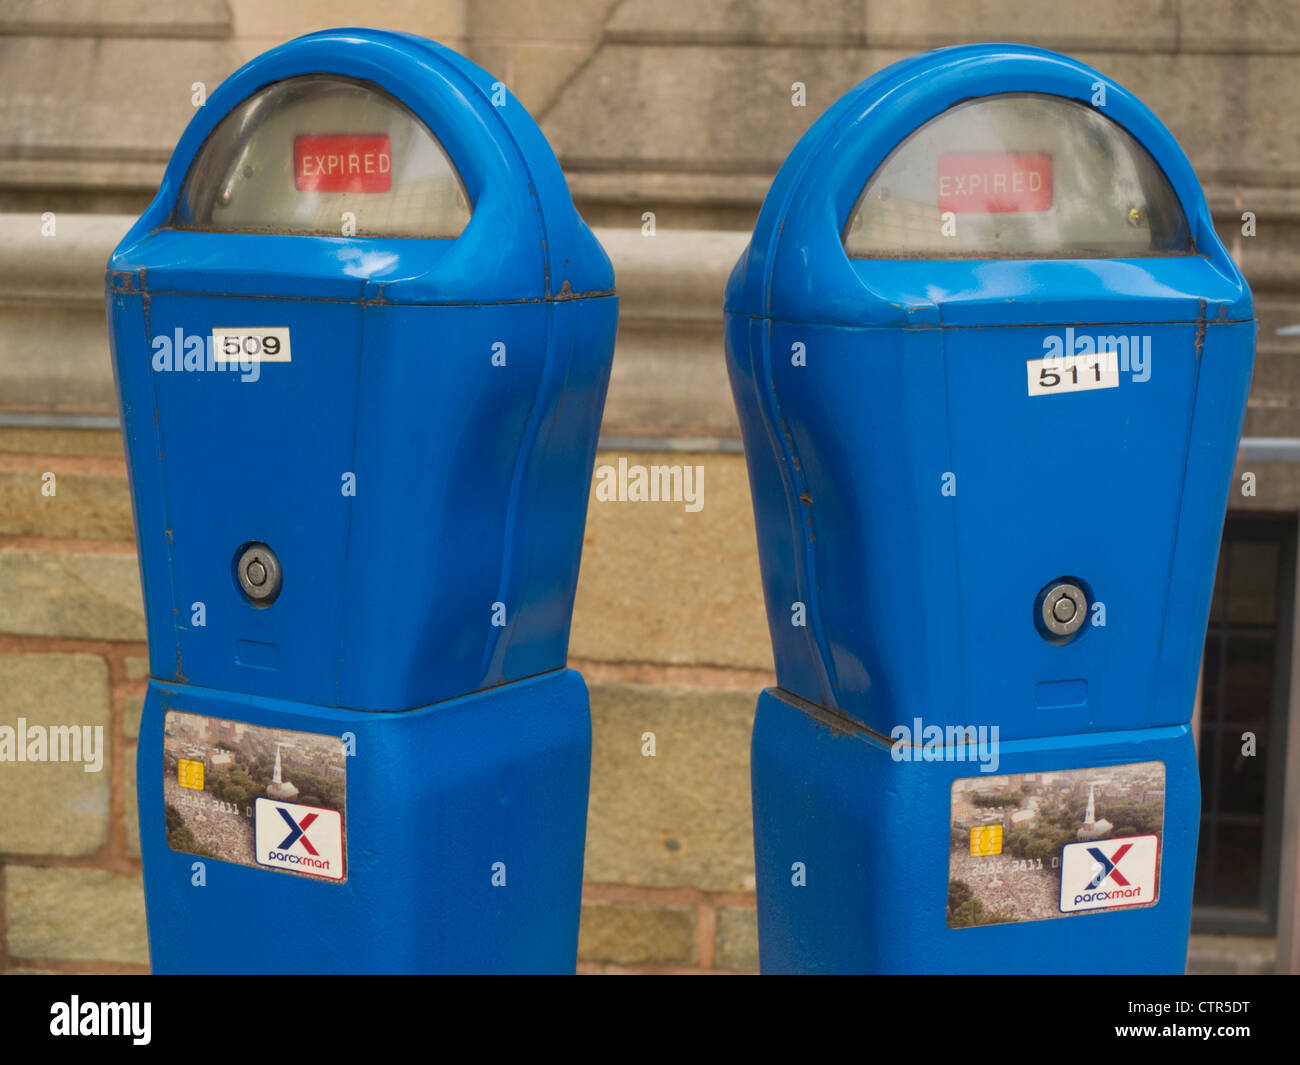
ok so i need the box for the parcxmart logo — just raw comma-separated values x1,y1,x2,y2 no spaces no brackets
268,807,327,868
1084,842,1132,890
1074,842,1138,904
254,797,346,882
1059,834,1159,914
275,807,319,853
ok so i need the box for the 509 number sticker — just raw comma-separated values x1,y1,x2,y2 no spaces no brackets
1026,352,1119,397
210,326,291,363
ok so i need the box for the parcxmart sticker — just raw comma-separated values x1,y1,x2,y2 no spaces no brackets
1059,835,1159,913
947,761,1164,928
163,710,347,883
254,797,345,881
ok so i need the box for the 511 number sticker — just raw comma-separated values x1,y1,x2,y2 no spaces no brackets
1026,352,1119,397
210,326,292,363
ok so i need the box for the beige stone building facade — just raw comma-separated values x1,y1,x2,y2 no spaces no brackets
0,0,1296,973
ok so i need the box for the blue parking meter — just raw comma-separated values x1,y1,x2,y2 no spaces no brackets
725,45,1254,973
106,29,617,973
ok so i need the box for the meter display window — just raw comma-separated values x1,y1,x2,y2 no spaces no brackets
175,75,471,238
843,93,1191,259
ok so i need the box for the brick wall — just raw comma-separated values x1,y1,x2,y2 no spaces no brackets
573,446,773,969
0,427,149,972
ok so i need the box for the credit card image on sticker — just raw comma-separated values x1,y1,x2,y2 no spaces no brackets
946,761,1164,928
162,711,346,882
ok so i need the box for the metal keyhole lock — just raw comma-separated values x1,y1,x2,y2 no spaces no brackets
1035,578,1088,642
235,542,282,607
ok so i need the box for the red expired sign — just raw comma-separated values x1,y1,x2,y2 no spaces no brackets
294,134,392,193
937,152,1053,213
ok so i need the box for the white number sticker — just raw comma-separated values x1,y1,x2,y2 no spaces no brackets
210,326,291,363
1026,352,1119,397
